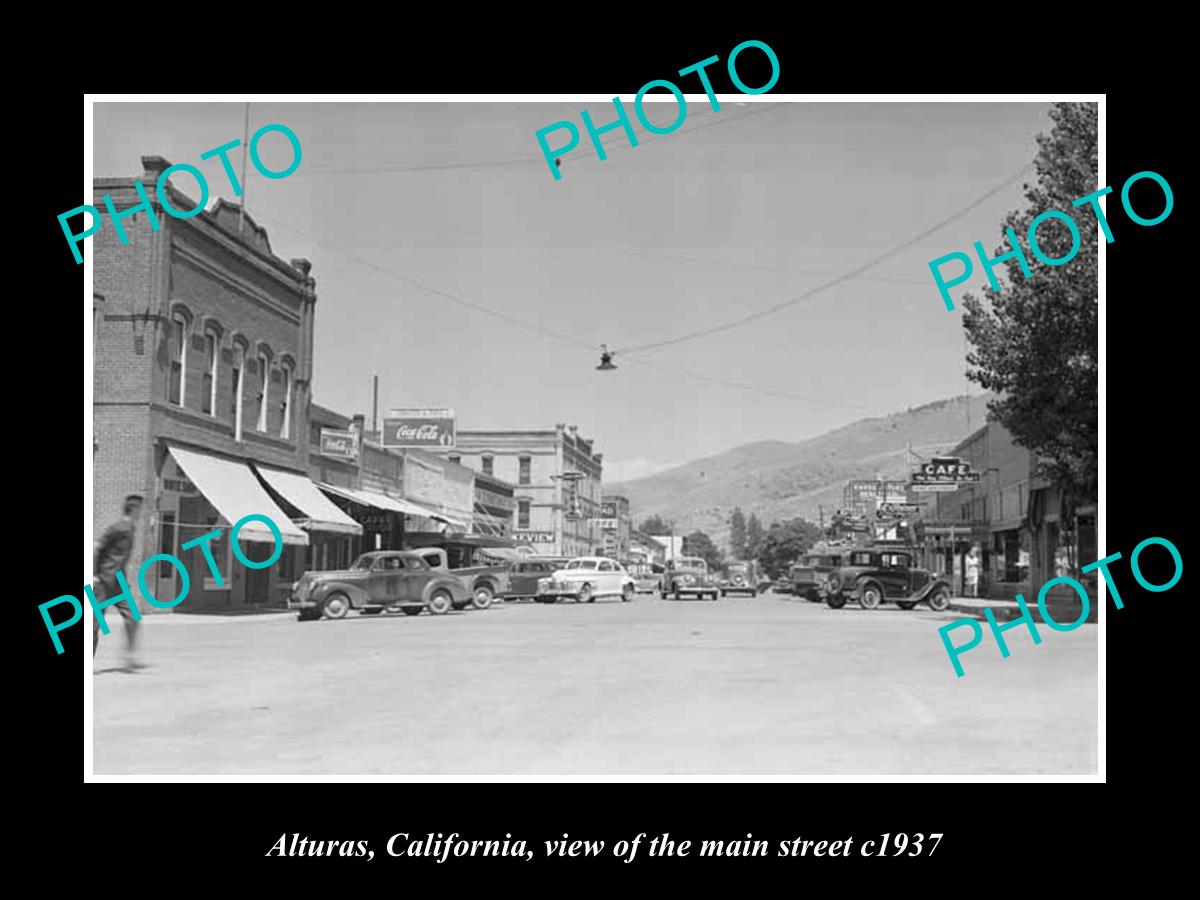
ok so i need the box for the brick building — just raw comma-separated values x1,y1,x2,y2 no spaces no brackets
93,155,360,611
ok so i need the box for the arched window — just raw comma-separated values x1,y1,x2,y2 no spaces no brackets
518,455,531,485
231,336,249,442
201,329,218,416
256,344,273,432
168,309,191,407
278,356,295,440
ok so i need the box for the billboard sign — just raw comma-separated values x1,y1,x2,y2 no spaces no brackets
591,518,619,531
382,408,456,449
320,428,358,460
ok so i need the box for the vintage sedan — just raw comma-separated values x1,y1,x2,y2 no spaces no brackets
506,557,569,601
722,560,761,597
661,556,719,601
536,557,636,604
292,551,471,620
817,547,952,611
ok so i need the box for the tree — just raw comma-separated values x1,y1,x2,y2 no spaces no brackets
757,518,825,578
639,514,673,535
729,508,747,559
961,102,1098,517
746,513,765,559
682,530,724,571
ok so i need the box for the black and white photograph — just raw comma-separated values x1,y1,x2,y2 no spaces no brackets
81,93,1104,780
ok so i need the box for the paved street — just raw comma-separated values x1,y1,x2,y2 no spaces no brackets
93,592,1097,778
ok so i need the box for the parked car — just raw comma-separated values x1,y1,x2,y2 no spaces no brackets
722,560,761,597
817,547,952,611
790,549,847,602
505,556,570,601
772,576,791,593
537,557,636,603
293,551,471,620
627,561,664,594
661,557,719,601
412,547,511,610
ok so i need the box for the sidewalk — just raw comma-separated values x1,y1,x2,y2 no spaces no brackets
949,592,1098,626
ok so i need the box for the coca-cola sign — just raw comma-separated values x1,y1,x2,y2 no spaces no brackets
382,409,456,449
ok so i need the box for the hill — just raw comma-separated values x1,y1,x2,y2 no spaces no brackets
608,394,994,548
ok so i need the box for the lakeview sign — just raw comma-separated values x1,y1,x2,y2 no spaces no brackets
382,409,456,449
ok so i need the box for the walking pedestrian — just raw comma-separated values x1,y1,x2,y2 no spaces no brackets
93,493,145,670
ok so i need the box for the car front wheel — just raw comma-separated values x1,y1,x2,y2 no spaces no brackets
322,593,350,620
827,593,847,610
621,583,634,602
927,586,952,612
577,583,592,604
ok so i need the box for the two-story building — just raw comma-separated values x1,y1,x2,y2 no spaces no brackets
93,156,361,611
441,424,604,557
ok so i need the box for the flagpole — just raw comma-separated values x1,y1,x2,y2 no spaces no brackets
239,102,250,237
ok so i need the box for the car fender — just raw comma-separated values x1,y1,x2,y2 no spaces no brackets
425,575,470,604
915,578,951,600
312,580,369,608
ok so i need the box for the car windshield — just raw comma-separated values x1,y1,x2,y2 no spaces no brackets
565,560,598,570
675,559,705,570
729,564,747,573
350,556,375,570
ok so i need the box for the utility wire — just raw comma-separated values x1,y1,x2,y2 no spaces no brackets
252,211,883,412
612,161,1037,355
288,103,784,178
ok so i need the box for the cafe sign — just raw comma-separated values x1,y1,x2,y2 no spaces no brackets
382,408,456,449
911,456,981,491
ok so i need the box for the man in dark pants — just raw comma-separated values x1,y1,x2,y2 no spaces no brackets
93,494,145,670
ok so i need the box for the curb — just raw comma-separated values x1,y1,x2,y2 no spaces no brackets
949,597,1098,626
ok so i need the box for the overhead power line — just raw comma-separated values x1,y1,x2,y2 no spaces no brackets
288,103,784,178
611,161,1037,355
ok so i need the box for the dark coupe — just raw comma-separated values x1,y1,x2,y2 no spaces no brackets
818,547,952,611
292,551,471,620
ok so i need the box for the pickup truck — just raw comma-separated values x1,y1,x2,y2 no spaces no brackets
412,547,511,610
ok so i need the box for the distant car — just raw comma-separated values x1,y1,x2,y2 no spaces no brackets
537,557,636,604
292,551,470,620
790,550,847,602
507,557,569,601
662,557,719,601
818,547,952,611
629,562,664,594
772,576,791,593
722,560,761,597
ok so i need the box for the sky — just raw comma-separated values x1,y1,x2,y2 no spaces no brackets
93,99,1057,482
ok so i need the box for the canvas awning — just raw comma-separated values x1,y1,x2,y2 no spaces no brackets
167,446,308,545
254,466,362,536
318,483,446,520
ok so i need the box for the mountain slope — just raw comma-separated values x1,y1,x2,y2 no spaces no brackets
609,394,993,548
